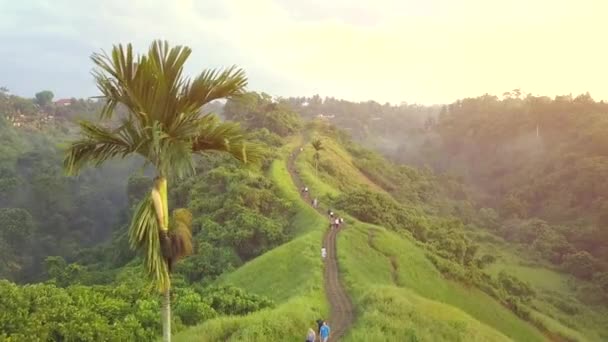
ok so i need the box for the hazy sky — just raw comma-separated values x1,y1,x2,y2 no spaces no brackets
1,0,607,104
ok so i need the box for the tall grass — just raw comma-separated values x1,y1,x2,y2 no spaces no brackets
345,286,511,342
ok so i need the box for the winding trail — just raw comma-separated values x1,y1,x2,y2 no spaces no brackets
287,144,354,341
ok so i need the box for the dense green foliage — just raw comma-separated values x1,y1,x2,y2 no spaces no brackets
171,153,295,283
0,271,273,341
0,117,137,282
224,92,302,137
399,94,608,298
286,95,436,141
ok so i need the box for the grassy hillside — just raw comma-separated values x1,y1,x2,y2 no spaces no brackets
176,129,608,341
339,222,543,341
174,146,329,341
294,132,546,341
314,130,608,341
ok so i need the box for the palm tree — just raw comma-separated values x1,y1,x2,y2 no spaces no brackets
64,40,261,342
311,138,324,176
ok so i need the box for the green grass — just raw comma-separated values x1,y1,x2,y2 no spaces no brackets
483,243,571,294
296,134,385,200
529,309,589,342
345,286,511,342
174,295,325,342
339,222,546,342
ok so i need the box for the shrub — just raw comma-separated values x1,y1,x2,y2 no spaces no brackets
563,251,598,280
174,289,217,326
477,254,497,268
498,271,535,301
199,285,274,316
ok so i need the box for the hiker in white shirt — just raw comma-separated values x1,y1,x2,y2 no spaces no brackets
321,247,327,259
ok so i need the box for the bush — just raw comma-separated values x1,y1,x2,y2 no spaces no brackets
477,254,497,268
545,296,580,315
498,271,535,301
174,289,217,326
0,279,160,341
505,296,531,320
563,251,598,280
199,285,274,316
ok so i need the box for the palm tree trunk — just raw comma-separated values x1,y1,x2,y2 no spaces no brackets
153,176,173,342
162,287,171,342
153,177,172,259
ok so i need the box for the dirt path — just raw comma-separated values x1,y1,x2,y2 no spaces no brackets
287,145,354,341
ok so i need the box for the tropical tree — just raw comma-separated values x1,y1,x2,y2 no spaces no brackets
311,138,324,175
64,40,261,341
34,90,54,107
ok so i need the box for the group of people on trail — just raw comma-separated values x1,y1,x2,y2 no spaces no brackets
327,209,344,229
302,186,319,209
298,185,344,262
321,210,345,259
306,319,330,342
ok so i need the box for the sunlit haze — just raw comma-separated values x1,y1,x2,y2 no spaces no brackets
1,0,607,104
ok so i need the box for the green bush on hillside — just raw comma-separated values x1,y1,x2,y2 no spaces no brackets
198,285,274,315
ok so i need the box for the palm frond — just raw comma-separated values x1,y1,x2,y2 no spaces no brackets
91,41,245,129
91,43,142,120
186,66,248,111
311,138,324,151
64,121,137,175
129,193,170,292
191,114,264,165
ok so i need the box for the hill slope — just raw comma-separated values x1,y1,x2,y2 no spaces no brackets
295,131,545,341
178,131,551,341
313,128,608,341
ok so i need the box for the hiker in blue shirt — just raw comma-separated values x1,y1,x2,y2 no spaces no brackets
320,321,330,342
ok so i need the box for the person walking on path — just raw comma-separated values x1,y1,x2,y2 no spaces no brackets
321,247,327,259
316,319,323,337
320,321,331,342
306,328,316,342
